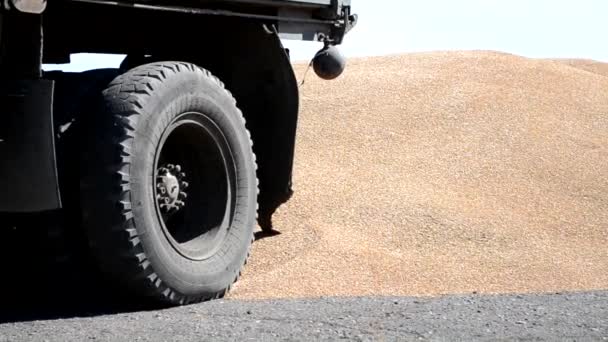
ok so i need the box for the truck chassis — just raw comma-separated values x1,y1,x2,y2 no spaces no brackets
0,0,355,305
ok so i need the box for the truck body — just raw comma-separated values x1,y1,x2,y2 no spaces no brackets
0,0,356,305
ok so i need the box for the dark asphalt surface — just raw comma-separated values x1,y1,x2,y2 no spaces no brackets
1,291,607,341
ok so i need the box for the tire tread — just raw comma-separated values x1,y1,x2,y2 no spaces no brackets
82,62,258,305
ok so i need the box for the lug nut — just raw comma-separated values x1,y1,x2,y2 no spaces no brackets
181,181,189,189
175,165,181,172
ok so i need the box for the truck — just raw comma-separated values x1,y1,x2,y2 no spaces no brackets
0,0,356,306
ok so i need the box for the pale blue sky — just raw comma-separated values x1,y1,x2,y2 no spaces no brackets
45,0,608,71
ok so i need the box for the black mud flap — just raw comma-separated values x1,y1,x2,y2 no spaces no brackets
0,79,61,212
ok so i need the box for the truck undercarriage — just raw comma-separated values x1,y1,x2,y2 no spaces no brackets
0,0,355,305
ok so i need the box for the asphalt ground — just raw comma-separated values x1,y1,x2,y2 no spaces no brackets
1,291,607,341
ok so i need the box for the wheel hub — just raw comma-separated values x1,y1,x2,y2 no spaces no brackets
156,164,189,213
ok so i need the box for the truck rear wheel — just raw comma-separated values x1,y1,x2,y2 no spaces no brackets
80,62,257,305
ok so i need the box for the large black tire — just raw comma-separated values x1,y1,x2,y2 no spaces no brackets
80,62,258,305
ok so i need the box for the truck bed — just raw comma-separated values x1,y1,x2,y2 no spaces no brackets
63,0,354,42
37,0,355,60
209,0,335,8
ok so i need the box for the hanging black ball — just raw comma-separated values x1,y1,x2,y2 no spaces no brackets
312,45,346,80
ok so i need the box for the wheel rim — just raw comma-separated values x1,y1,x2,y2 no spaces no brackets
153,112,236,261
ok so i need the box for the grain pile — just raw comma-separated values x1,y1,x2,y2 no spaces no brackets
230,51,608,299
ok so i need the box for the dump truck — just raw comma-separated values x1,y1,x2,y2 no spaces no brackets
0,0,356,305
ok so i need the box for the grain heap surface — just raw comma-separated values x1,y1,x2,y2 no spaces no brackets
230,51,608,299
